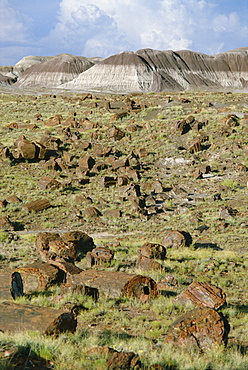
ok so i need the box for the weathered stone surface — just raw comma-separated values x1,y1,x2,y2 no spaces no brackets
157,275,179,292
0,216,15,230
0,301,77,335
138,242,166,260
162,230,192,248
109,126,125,140
78,155,95,172
38,176,62,190
165,307,230,350
0,269,13,301
61,283,99,302
15,261,65,293
87,347,141,370
36,231,95,261
175,281,226,309
136,255,164,271
84,206,102,217
23,198,51,212
69,270,157,300
86,247,114,267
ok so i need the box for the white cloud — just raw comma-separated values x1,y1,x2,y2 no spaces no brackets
0,0,29,42
0,0,247,65
53,0,237,56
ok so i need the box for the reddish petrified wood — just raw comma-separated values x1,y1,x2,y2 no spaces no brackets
68,270,157,300
0,268,13,301
162,230,192,248
23,198,51,212
175,281,226,309
165,307,230,350
86,247,114,267
35,231,95,261
138,242,166,260
136,255,164,271
0,301,77,335
15,261,65,294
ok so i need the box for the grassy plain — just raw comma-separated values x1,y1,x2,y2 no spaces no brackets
0,90,247,369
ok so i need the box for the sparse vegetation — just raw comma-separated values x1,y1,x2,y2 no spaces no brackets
0,90,247,369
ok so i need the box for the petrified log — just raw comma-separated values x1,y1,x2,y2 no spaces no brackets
23,198,51,212
49,258,83,282
157,275,178,292
15,261,65,294
136,255,164,272
68,270,157,300
61,283,99,302
0,301,77,335
86,247,114,267
87,347,141,369
109,125,125,140
162,230,192,248
36,231,95,261
165,307,230,350
138,242,166,260
0,269,13,301
0,216,15,231
38,176,62,190
175,281,226,309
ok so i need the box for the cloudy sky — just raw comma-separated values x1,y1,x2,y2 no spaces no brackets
0,0,247,66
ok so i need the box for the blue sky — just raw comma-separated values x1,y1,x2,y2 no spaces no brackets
0,0,247,66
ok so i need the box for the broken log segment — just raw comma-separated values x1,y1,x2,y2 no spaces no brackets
0,301,77,335
175,281,226,309
15,261,65,294
0,268,13,301
23,198,51,212
68,270,157,300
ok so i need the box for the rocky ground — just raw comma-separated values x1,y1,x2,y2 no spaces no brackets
0,90,247,369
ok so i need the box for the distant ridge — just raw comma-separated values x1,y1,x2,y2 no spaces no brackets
60,48,248,93
1,48,247,92
15,54,94,88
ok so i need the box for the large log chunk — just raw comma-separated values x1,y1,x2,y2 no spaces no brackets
15,261,65,294
175,281,226,309
0,301,77,335
23,198,51,212
165,307,229,350
36,230,95,261
0,269,13,301
68,270,157,300
136,255,165,272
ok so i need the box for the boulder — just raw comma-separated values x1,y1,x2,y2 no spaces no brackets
86,247,115,267
175,281,226,309
0,216,15,231
162,230,192,248
136,255,165,271
138,242,166,260
0,301,77,336
23,198,51,212
15,261,65,294
165,307,230,350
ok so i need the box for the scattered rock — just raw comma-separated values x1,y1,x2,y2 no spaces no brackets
0,301,77,335
15,261,65,293
165,307,230,350
138,242,166,260
86,247,115,267
0,216,15,231
23,198,51,212
162,230,192,248
175,281,226,309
